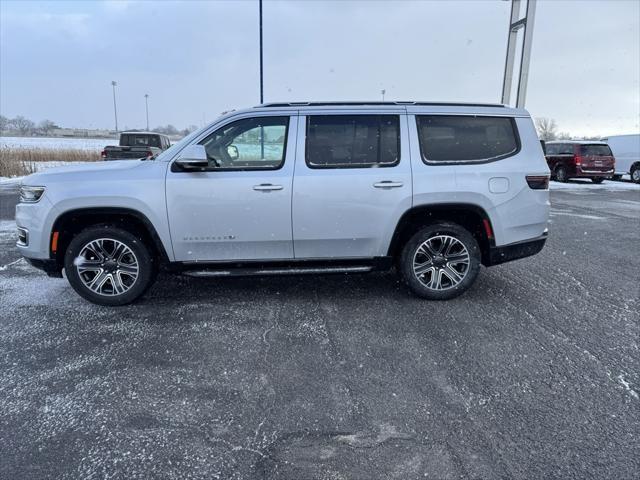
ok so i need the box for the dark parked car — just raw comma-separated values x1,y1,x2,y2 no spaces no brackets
101,132,171,160
545,141,615,183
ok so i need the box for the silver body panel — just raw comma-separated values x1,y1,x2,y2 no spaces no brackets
17,103,549,265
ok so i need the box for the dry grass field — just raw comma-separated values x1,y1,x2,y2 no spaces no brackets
0,147,100,177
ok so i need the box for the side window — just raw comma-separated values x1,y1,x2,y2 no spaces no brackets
558,144,573,155
199,116,289,170
546,144,559,155
416,115,519,163
305,115,400,168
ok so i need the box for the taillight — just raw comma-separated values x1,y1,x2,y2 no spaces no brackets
100,150,106,159
574,155,583,166
146,151,153,158
526,175,549,190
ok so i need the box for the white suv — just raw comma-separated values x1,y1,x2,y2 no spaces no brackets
16,102,550,305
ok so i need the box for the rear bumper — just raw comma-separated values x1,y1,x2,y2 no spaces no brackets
24,257,63,278
486,233,548,266
576,167,614,178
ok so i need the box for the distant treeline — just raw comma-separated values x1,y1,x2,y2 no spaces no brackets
0,115,199,138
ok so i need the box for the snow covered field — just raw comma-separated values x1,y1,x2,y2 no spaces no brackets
0,136,117,150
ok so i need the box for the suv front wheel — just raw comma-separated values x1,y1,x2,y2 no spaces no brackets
399,223,481,300
64,226,156,306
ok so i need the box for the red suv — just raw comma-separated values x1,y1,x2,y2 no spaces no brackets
545,141,615,183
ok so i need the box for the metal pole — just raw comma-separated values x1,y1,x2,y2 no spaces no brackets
144,94,149,130
516,0,536,108
111,81,118,133
501,0,536,108
259,0,264,104
501,0,520,105
381,89,386,101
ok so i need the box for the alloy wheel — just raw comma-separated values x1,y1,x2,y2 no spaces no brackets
412,235,470,290
75,238,139,296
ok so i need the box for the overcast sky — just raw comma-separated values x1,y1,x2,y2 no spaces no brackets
1,0,638,137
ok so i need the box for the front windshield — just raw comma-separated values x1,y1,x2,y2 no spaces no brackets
154,128,205,162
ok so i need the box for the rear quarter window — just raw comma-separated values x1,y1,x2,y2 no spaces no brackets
580,144,612,156
416,115,519,164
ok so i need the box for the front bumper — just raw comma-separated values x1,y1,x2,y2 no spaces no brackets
486,233,548,266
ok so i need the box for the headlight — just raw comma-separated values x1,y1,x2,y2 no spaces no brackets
19,186,46,203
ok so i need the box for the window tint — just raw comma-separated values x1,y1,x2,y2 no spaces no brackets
546,143,559,155
126,135,160,147
306,115,400,168
199,116,288,170
580,144,612,156
558,144,574,155
416,115,518,163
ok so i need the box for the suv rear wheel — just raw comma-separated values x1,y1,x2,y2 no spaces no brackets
631,165,640,184
555,165,569,183
399,223,481,300
64,226,156,306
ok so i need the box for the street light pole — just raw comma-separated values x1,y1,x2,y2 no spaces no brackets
144,94,149,131
111,81,119,133
259,0,264,104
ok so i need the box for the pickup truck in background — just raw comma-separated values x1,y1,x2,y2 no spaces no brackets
101,132,171,160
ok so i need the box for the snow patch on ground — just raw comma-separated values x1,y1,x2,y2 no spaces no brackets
0,274,77,308
550,179,639,191
0,220,17,232
617,375,639,400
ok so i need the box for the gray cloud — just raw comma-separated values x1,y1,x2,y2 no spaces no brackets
1,0,638,137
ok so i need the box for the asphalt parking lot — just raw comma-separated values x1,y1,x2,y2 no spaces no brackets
1,183,639,480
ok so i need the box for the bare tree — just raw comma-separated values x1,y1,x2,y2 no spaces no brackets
535,117,558,141
38,119,57,135
11,116,35,135
557,131,572,140
0,115,8,132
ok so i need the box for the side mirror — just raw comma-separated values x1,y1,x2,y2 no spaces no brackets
227,145,239,160
174,145,208,169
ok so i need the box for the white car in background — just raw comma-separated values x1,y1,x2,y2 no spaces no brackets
604,134,640,183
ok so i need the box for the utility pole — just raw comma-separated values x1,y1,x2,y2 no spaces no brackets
144,94,149,131
501,0,537,108
259,0,264,104
111,81,119,133
381,89,386,101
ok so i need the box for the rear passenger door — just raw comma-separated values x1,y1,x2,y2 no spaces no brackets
292,111,412,259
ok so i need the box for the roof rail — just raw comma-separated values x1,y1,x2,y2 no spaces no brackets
256,101,506,108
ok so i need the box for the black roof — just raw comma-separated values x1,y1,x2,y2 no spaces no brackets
256,101,506,108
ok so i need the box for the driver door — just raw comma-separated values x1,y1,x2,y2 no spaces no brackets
166,115,296,262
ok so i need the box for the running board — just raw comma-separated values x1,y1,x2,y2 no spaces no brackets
182,265,374,278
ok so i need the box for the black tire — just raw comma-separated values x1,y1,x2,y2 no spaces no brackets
399,223,481,300
64,225,156,306
555,166,569,183
591,177,604,184
631,165,640,184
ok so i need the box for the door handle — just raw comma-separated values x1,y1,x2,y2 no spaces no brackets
373,181,404,189
253,184,283,191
